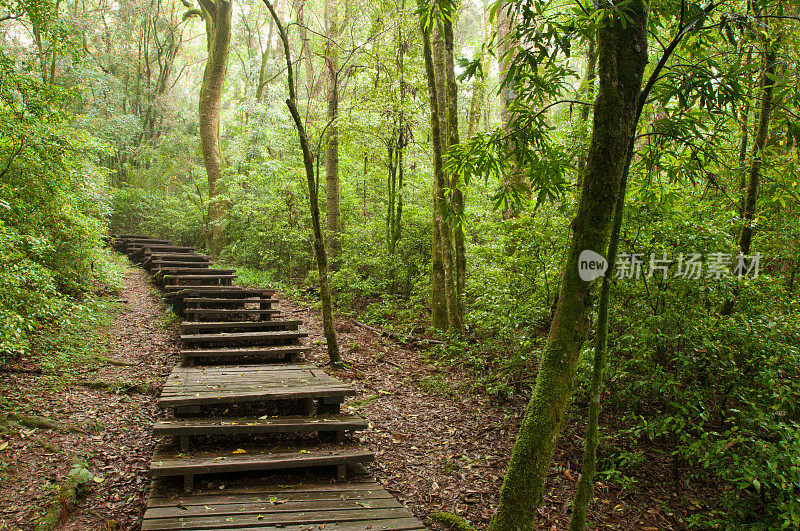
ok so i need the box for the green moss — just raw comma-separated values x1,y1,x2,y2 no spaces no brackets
431,511,476,531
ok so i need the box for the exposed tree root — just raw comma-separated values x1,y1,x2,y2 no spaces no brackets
2,413,86,434
76,379,152,395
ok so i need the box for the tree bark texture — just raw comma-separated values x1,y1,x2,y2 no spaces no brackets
419,6,450,330
325,0,341,264
198,0,233,255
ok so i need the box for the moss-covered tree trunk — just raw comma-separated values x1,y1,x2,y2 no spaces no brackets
198,0,233,255
427,1,464,332
263,0,342,366
427,20,450,330
488,3,648,528
442,6,465,331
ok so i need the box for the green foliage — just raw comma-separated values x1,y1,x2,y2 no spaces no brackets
0,51,112,358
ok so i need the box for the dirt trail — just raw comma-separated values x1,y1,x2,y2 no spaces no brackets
274,293,680,530
0,262,677,530
0,264,179,530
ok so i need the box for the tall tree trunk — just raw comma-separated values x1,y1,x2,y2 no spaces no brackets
738,45,754,201
388,6,407,257
325,0,341,266
441,3,465,331
489,2,649,528
575,35,596,187
467,0,488,138
496,1,527,216
419,5,449,330
726,29,782,312
198,0,233,255
263,0,342,366
256,0,278,102
740,44,778,258
293,0,315,98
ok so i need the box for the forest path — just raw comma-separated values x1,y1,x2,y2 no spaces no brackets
277,295,679,530
0,262,180,530
276,295,518,528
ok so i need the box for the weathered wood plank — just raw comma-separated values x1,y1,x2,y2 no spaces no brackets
180,321,301,332
141,516,425,531
144,497,401,519
149,448,374,476
184,298,274,304
153,415,366,436
180,346,309,358
146,489,393,509
179,331,307,344
157,387,354,407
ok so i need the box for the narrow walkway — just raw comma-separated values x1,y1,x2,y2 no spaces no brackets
111,235,425,530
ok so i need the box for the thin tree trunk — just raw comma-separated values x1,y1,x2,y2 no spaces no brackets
738,45,754,200
294,0,315,98
570,118,635,531
740,44,778,258
496,1,527,216
256,0,278,102
441,2,465,331
419,4,449,330
489,2,648,527
263,0,342,366
576,35,596,187
467,0,487,138
325,0,341,265
198,0,233,255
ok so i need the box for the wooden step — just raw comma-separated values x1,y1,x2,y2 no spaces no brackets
156,268,236,276
180,330,307,346
158,364,352,408
141,478,424,531
180,345,310,361
137,245,197,256
165,283,241,292
146,260,213,272
161,275,236,288
183,308,279,319
180,320,301,333
184,297,275,308
143,495,401,519
146,254,211,265
163,274,236,282
149,445,374,486
148,261,212,272
169,288,275,310
141,245,197,253
116,238,171,250
153,414,366,437
147,477,392,505
170,287,275,297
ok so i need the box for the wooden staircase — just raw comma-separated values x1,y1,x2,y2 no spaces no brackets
110,235,425,530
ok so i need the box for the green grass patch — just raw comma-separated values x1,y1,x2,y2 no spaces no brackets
32,296,120,377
